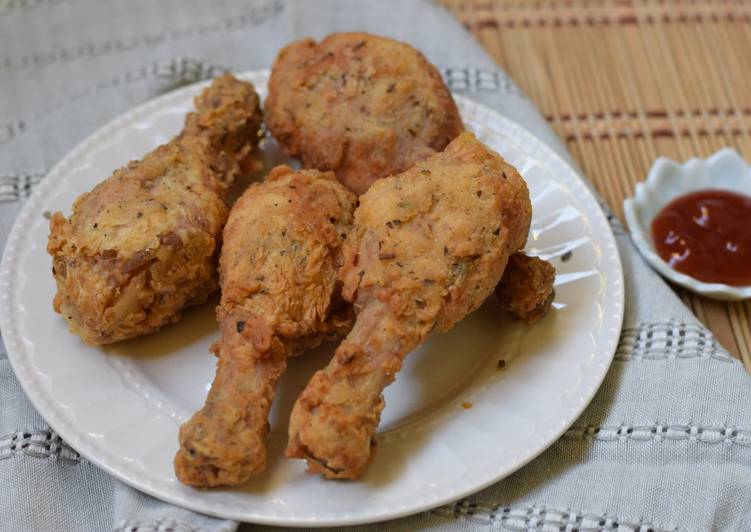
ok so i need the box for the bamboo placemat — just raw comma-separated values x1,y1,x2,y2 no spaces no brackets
442,0,751,363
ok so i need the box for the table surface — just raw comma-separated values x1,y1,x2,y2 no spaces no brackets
443,0,751,367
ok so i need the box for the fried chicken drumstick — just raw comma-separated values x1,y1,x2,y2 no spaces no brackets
175,165,356,487
48,74,262,345
287,132,532,479
266,32,464,195
497,252,555,324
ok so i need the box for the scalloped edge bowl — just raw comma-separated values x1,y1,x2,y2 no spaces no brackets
624,148,751,300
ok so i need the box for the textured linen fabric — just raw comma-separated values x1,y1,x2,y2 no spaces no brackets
1,1,750,531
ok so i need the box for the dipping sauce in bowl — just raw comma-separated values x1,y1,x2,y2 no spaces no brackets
650,189,751,286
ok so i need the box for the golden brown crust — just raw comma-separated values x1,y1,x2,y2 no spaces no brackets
174,166,356,487
495,253,556,324
265,32,464,195
286,132,531,479
47,74,262,345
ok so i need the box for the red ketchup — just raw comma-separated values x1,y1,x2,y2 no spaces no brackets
650,189,751,286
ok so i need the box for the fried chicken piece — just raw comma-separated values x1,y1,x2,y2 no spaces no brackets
47,75,262,345
265,32,464,195
496,253,555,324
286,132,531,479
174,165,356,487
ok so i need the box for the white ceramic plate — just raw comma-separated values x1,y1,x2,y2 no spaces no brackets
0,71,624,527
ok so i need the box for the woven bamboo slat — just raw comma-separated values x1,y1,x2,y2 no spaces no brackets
443,0,751,367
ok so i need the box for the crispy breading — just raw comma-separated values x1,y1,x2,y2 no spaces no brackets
286,132,531,479
265,32,464,195
496,253,555,324
47,75,262,345
174,165,356,487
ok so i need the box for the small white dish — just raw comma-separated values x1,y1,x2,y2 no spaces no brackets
624,148,751,300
